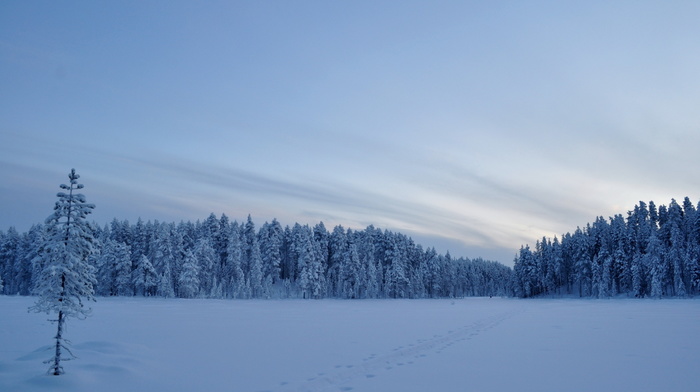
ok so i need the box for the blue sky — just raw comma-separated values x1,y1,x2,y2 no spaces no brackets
2,1,699,265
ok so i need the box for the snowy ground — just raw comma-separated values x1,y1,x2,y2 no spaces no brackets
1,296,698,392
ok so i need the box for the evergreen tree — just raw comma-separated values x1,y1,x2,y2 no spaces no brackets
358,230,379,298
0,227,20,294
647,231,665,298
298,227,325,299
385,236,409,298
328,225,347,296
194,237,217,297
130,218,149,267
326,225,348,297
178,250,200,298
243,215,264,298
29,169,97,375
631,253,645,297
551,236,567,294
688,241,700,296
423,247,441,297
16,225,43,295
513,245,536,297
259,219,283,294
157,261,176,298
407,243,426,298
439,251,455,298
113,242,133,296
150,223,173,275
281,224,299,282
340,233,362,299
667,200,687,296
169,225,187,295
96,239,117,296
133,254,157,296
217,214,230,273
224,222,246,298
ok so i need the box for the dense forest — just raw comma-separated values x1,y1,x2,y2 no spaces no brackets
5,195,700,300
0,214,512,299
513,198,700,298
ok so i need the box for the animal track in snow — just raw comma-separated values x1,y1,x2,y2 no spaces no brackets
270,310,516,392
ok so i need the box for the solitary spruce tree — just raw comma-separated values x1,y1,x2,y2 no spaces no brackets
29,169,97,375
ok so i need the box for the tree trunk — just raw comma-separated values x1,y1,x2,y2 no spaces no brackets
53,309,64,375
53,273,66,375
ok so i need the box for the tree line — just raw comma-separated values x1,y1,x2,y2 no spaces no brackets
513,198,700,298
4,169,699,302
0,214,512,300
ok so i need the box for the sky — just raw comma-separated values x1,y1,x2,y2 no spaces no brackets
1,1,699,266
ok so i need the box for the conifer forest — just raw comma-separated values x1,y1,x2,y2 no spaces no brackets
0,214,511,300
2,199,700,300
512,198,700,298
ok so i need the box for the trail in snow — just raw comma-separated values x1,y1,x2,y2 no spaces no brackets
269,309,518,392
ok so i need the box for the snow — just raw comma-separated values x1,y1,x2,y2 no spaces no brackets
1,296,699,392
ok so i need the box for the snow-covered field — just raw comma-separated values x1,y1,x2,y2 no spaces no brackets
1,296,698,392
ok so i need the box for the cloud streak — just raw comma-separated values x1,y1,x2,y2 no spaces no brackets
3,2,700,266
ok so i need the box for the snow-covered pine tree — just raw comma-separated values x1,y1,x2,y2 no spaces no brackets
385,236,410,298
328,225,346,297
29,169,97,375
340,233,362,299
217,214,231,269
243,216,264,298
130,218,149,268
439,251,455,298
422,247,440,298
194,237,217,297
113,242,133,296
572,227,592,297
224,222,246,298
178,249,200,298
95,239,117,296
150,223,173,276
359,231,379,298
667,200,687,297
17,225,44,295
299,227,325,299
259,219,283,293
688,240,700,296
157,261,176,298
647,231,665,298
631,254,645,297
169,225,187,295
0,227,20,294
287,224,306,284
133,254,157,296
